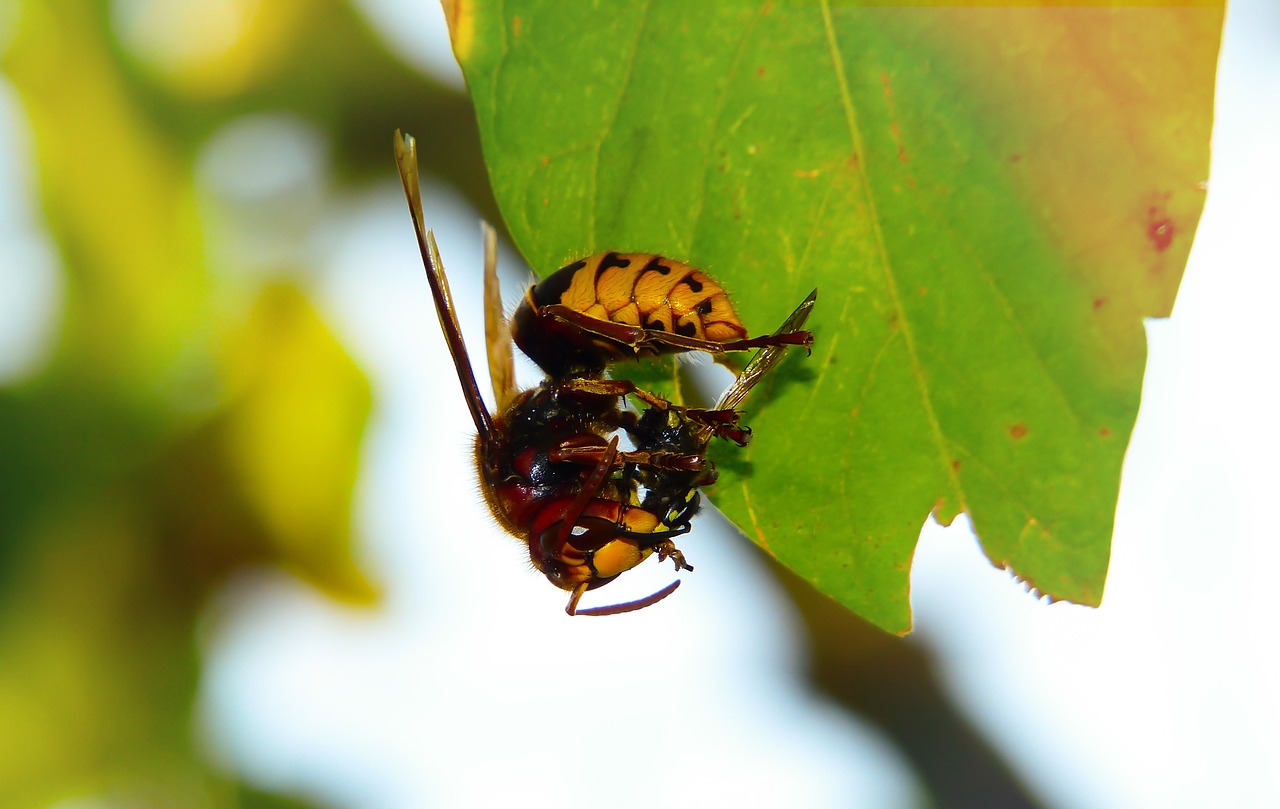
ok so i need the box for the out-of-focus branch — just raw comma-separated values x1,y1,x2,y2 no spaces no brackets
768,554,1052,809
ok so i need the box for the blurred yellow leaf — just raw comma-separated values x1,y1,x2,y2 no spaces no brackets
221,282,375,602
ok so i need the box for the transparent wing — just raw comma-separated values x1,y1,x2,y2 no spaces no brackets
394,130,496,445
481,221,517,413
714,289,818,413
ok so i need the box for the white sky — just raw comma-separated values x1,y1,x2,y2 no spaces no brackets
3,1,1278,808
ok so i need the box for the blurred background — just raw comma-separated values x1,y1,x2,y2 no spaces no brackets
1,1,1276,808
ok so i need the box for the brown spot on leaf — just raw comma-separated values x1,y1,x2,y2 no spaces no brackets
1010,154,1022,163
917,286,928,295
1099,426,1112,438
891,122,909,163
756,66,766,78
1093,297,1106,310
1009,423,1028,439
1148,217,1175,252
512,15,522,36
1147,199,1176,253
951,459,962,471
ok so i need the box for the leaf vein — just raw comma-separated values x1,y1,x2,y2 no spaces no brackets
820,0,969,513
965,249,1087,433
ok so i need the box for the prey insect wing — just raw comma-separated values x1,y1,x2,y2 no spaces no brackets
714,289,818,414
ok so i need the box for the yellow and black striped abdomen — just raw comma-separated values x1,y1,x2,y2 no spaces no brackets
513,251,755,378
532,252,749,343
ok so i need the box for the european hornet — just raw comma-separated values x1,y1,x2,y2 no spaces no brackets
394,130,814,615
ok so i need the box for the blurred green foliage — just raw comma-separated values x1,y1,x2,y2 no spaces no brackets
0,1,477,805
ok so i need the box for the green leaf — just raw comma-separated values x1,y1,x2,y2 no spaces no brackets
448,0,1221,632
